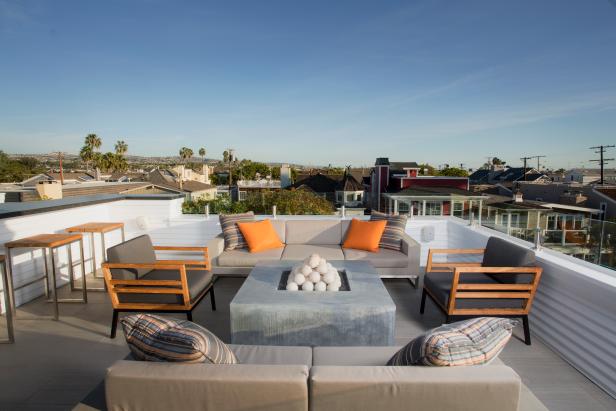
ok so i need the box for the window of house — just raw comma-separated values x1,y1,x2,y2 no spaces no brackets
239,191,247,201
425,201,442,216
346,193,354,202
336,192,343,202
398,202,410,214
356,192,362,201
452,201,464,217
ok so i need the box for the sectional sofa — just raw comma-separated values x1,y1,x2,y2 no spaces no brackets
104,344,531,411
207,219,421,283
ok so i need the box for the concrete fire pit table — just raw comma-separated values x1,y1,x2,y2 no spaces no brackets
230,260,396,346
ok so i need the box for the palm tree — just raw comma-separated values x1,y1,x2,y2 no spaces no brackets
80,133,102,171
79,146,93,171
115,140,128,156
199,147,206,163
85,134,102,151
179,147,193,163
223,150,229,164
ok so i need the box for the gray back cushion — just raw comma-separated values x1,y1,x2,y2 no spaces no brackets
482,237,535,284
107,235,157,280
285,220,342,245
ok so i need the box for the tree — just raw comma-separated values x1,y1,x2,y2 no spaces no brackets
417,163,436,175
114,140,128,156
80,133,102,171
199,147,206,163
438,167,469,177
0,151,44,183
223,150,229,164
179,147,194,163
492,157,506,165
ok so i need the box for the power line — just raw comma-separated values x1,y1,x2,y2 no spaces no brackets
589,145,615,185
520,156,533,181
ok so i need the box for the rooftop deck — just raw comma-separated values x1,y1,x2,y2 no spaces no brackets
1,195,615,410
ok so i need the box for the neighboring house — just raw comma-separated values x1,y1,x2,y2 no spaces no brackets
232,179,281,201
517,181,616,220
367,157,469,212
171,164,212,185
291,171,366,208
21,172,96,186
107,171,148,182
562,168,616,185
148,168,217,200
469,165,549,187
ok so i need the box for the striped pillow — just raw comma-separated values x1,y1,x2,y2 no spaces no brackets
219,212,255,251
370,211,407,251
121,314,238,364
387,317,516,366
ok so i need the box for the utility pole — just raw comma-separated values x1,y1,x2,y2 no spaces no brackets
520,156,533,181
227,148,235,199
529,155,546,172
54,152,65,185
589,145,615,185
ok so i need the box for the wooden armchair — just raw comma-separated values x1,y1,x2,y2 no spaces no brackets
421,237,542,345
102,235,216,338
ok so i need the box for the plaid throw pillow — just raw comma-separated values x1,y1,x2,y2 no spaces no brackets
121,314,238,364
219,212,255,251
370,211,407,251
387,317,516,366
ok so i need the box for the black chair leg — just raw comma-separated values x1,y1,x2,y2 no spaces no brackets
445,315,453,324
210,285,216,311
419,288,427,314
522,315,531,345
186,311,193,321
110,310,119,339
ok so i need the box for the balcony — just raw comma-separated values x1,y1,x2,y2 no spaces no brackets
0,195,615,410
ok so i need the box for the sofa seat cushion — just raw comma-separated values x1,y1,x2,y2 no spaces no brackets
229,345,312,366
342,248,408,268
313,346,402,366
121,314,238,364
117,269,213,305
281,244,344,261
424,272,525,309
218,247,284,267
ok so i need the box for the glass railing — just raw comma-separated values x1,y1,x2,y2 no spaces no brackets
473,211,616,271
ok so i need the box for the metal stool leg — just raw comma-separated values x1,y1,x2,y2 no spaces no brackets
68,243,75,292
90,232,99,278
79,239,87,303
42,248,50,298
6,249,16,317
50,247,59,321
1,260,14,343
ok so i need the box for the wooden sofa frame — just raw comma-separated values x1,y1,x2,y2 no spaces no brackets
421,248,542,345
102,246,215,338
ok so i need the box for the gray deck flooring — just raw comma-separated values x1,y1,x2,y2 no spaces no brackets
0,276,614,411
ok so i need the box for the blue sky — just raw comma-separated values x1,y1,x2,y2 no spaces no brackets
1,0,615,169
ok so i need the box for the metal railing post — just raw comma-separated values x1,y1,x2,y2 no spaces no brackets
341,205,346,219
534,228,543,251
272,205,277,219
204,204,210,220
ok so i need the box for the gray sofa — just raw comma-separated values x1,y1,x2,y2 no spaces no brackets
208,219,421,283
104,345,530,411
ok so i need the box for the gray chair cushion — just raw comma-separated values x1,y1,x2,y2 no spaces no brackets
313,346,402,366
342,248,408,268
117,269,214,305
217,247,284,267
106,235,157,280
281,244,344,261
229,345,312,366
424,272,525,309
482,237,536,284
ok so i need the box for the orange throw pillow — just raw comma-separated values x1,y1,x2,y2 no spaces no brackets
237,219,284,253
342,218,387,252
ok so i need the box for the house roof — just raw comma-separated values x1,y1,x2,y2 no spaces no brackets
596,188,616,201
390,162,420,170
337,173,364,191
157,180,216,193
469,169,491,183
291,173,339,193
386,186,484,198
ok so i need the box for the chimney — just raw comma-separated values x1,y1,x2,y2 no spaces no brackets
280,164,291,188
513,190,523,203
202,164,210,184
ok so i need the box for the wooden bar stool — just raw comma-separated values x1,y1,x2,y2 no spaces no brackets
0,255,14,343
65,223,125,285
5,234,87,320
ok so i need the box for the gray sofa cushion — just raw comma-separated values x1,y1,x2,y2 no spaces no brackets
229,344,312,366
218,247,284,267
313,346,401,366
117,269,213,304
281,244,344,261
285,220,342,245
342,248,408,268
106,235,157,280
482,237,536,284
424,272,525,309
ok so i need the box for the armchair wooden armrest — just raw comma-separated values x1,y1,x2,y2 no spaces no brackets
427,248,485,273
153,246,210,271
448,266,543,314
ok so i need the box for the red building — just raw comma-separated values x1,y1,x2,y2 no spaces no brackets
368,158,471,213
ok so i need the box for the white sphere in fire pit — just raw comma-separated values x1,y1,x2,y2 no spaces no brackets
309,271,321,284
308,254,321,268
302,281,314,291
300,265,312,276
327,283,340,292
317,261,328,274
315,281,327,292
286,282,299,291
294,273,306,285
322,271,336,285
